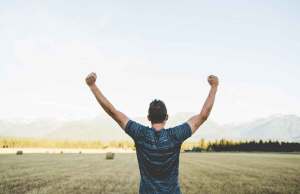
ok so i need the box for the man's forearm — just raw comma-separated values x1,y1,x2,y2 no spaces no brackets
189,86,217,131
199,86,217,121
85,72,129,129
89,84,117,118
188,75,218,133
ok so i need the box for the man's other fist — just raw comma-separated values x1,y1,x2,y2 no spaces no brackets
86,72,97,86
207,75,219,87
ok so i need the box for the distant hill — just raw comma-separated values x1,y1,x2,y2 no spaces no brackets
0,119,61,138
0,114,299,142
226,114,300,142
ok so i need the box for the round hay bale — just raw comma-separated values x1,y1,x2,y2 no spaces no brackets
60,151,63,154
16,150,23,155
106,152,115,160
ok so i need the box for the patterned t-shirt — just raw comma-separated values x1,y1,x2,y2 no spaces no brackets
125,120,192,194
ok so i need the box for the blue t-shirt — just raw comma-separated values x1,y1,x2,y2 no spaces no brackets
125,120,192,194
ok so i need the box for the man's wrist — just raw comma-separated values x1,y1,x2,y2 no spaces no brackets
88,84,97,90
211,85,218,90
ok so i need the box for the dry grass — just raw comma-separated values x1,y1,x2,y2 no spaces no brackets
0,153,299,194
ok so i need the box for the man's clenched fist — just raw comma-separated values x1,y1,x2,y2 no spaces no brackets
207,75,219,87
86,72,97,86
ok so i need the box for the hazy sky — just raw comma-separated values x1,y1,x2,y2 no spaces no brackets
1,1,300,124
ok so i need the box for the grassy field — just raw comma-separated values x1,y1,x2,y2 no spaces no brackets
0,153,299,194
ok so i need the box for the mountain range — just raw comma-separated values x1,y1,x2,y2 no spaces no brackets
0,114,299,142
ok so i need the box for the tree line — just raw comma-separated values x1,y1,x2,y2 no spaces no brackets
0,137,134,149
187,139,300,152
1,137,300,152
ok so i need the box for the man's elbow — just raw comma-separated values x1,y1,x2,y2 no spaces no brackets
110,110,124,122
109,109,119,119
194,114,208,128
200,114,208,122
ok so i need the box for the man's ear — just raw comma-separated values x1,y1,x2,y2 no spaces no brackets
147,115,151,122
165,114,169,121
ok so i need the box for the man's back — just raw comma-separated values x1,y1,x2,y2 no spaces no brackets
125,120,192,194
85,72,218,194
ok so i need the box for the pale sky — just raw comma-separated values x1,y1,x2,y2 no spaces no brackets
1,1,300,124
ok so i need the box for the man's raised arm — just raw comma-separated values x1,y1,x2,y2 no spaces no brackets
187,75,219,134
85,72,129,129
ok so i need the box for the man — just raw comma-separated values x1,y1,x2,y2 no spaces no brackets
85,72,218,194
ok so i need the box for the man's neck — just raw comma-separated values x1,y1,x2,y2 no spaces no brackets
151,123,165,131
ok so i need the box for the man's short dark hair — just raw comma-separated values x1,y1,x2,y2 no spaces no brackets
148,99,168,124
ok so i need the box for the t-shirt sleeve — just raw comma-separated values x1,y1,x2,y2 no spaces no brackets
124,120,146,141
169,122,192,143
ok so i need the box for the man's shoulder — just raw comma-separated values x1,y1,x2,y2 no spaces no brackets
165,122,192,142
124,120,151,140
126,120,151,132
165,122,191,131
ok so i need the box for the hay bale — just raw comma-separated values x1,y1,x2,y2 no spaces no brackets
60,151,63,154
16,150,23,155
106,152,115,160
79,151,82,154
